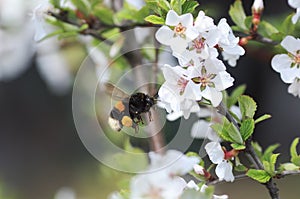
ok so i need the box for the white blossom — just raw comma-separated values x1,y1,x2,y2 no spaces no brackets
288,78,300,97
271,35,300,83
130,172,186,199
217,18,245,67
188,60,234,107
130,150,199,199
205,142,235,182
155,10,198,53
32,0,54,41
158,65,201,119
288,0,300,23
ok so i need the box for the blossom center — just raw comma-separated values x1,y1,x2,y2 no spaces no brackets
294,53,300,65
174,23,186,36
191,37,205,52
177,77,189,95
191,67,216,90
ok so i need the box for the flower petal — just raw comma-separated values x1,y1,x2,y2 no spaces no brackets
271,54,292,73
281,35,300,54
165,10,180,26
205,142,224,164
155,26,174,45
215,161,234,182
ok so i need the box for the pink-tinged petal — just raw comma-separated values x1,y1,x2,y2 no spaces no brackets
281,35,300,54
215,161,234,182
165,10,180,26
271,54,292,72
205,142,224,164
179,13,194,27
193,165,205,175
280,68,298,83
155,26,174,45
288,0,300,8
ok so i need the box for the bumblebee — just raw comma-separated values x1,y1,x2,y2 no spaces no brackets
104,83,157,133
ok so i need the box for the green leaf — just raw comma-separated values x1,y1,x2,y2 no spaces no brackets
93,6,114,25
238,95,257,120
255,114,272,124
227,84,246,108
246,169,272,183
281,14,296,35
182,1,199,14
135,6,151,23
240,118,255,141
78,23,89,31
145,0,164,16
170,0,182,14
263,144,280,162
211,117,243,144
231,143,246,150
35,29,65,42
263,161,274,176
50,0,61,8
252,141,263,158
290,137,300,166
71,0,90,15
280,163,299,171
263,153,280,176
244,16,253,31
229,0,247,31
158,0,171,11
144,15,165,24
258,20,279,37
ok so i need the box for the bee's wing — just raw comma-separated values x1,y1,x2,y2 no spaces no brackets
103,82,130,101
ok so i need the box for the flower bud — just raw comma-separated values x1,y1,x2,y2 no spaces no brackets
252,0,264,13
193,164,205,175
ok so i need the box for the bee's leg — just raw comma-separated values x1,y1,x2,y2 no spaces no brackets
134,124,139,134
148,110,153,122
136,114,144,124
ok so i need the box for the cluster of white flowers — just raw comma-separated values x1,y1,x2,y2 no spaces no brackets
156,10,244,119
109,150,228,199
271,35,300,97
288,0,300,24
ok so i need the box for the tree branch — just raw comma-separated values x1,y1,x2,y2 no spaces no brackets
216,102,280,199
207,170,300,187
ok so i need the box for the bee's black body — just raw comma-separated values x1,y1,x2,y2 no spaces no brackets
106,83,156,133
